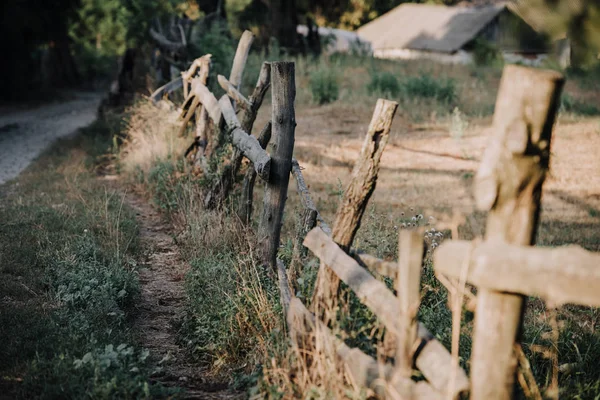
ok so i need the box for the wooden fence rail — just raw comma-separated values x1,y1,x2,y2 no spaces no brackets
150,31,597,399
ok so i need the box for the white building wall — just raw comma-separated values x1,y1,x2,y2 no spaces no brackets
374,48,548,66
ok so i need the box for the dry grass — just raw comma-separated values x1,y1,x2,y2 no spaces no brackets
119,100,186,179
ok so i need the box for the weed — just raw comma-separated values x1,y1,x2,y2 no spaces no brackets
0,129,174,398
450,107,469,140
401,74,457,104
367,71,400,98
561,93,600,116
471,38,502,66
309,66,340,105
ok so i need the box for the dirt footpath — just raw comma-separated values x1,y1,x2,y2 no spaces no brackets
0,93,102,185
125,192,244,399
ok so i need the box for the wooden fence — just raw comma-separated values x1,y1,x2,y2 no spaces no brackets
150,30,600,399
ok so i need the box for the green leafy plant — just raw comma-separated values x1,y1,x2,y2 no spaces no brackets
401,74,457,104
560,93,600,116
309,67,340,105
471,38,501,66
367,71,400,98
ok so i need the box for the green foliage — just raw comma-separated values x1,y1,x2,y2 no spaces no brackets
180,221,282,371
561,93,600,116
189,21,236,94
471,38,501,66
68,0,129,80
367,71,401,98
0,131,176,398
147,158,190,214
309,67,340,105
400,74,457,104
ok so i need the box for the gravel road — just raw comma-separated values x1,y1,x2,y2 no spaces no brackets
0,92,102,185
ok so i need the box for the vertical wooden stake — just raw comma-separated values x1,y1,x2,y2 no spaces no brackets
258,62,296,271
391,229,424,396
470,65,564,400
229,30,254,91
311,99,398,312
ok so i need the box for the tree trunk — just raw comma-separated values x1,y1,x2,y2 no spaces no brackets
268,0,300,54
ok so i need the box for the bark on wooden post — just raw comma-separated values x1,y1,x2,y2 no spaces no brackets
391,229,424,394
312,99,398,311
258,62,296,271
470,65,564,400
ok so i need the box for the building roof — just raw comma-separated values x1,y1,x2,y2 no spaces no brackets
357,3,506,53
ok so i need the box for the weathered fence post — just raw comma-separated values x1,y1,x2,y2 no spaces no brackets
390,229,424,397
470,65,564,400
258,62,296,271
312,99,398,312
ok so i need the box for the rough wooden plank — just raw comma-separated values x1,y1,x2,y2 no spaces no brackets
190,80,221,123
470,65,564,400
237,121,272,224
304,227,469,397
291,159,332,235
436,240,600,307
312,99,398,311
391,229,424,394
218,75,252,111
258,62,296,271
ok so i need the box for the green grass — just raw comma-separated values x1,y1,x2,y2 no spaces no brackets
0,120,176,399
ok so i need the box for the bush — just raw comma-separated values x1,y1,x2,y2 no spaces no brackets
367,71,401,98
471,38,501,66
401,74,457,104
560,93,600,116
309,67,339,105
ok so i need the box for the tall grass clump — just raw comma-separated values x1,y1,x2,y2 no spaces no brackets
309,66,339,105
367,71,401,98
119,101,187,181
401,74,457,104
560,93,600,116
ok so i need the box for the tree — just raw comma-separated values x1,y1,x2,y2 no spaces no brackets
511,0,600,68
